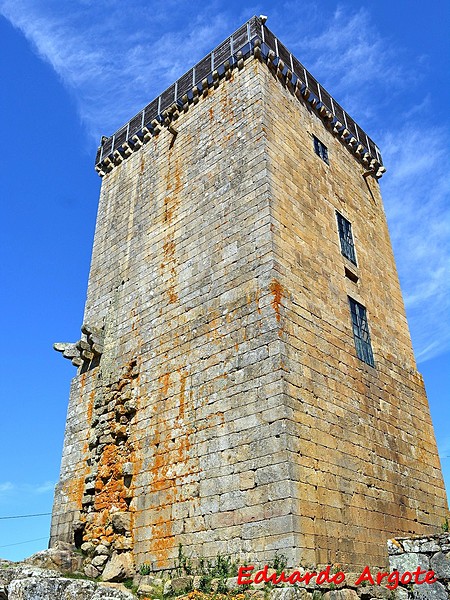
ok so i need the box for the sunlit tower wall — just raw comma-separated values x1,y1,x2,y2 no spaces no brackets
50,16,448,576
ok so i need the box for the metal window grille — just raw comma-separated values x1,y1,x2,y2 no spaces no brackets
313,135,329,164
336,212,357,265
348,297,375,367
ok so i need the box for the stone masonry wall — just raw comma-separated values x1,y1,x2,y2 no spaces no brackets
261,61,448,570
388,533,450,598
51,51,448,577
52,59,297,574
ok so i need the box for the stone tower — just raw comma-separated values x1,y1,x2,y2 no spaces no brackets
51,16,448,575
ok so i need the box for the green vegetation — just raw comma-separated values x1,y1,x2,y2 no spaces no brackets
139,562,152,575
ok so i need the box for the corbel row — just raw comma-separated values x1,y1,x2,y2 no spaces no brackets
54,323,104,368
95,49,248,177
256,39,386,178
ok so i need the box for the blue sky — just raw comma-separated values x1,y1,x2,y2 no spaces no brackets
0,0,448,561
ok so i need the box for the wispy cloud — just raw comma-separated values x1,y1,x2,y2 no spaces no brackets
379,121,450,362
0,481,55,497
0,482,14,493
1,1,448,362
0,0,234,139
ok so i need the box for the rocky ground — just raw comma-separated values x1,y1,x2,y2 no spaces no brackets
2,541,449,599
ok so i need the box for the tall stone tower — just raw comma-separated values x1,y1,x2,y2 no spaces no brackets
51,16,448,575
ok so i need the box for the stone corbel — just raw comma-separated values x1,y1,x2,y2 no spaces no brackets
54,323,104,368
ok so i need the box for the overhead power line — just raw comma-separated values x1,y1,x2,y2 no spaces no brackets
0,537,48,549
0,512,51,520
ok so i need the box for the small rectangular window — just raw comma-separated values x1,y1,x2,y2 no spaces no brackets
348,297,375,367
336,211,357,265
313,135,329,164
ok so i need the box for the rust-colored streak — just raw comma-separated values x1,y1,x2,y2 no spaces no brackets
167,289,178,304
86,389,95,425
255,287,262,314
160,372,171,397
164,197,175,223
163,240,175,259
178,369,188,420
148,367,197,567
161,150,180,306
270,279,284,322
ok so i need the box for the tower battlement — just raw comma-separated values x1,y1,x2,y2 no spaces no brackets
95,16,384,179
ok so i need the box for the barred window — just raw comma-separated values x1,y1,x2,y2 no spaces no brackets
336,212,357,265
348,297,375,367
313,135,329,164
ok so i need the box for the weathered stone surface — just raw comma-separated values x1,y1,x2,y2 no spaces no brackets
430,551,450,579
111,513,130,535
81,542,95,555
390,552,430,572
8,577,72,600
84,563,101,579
412,581,448,599
269,588,313,600
91,554,108,568
101,553,134,582
95,544,110,556
113,536,133,551
170,576,193,592
387,539,403,555
322,590,359,600
63,580,97,599
23,545,83,573
91,587,134,600
355,586,392,599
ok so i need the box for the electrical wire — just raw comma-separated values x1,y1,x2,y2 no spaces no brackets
0,512,51,520
0,537,48,549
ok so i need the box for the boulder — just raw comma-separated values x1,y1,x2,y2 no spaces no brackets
101,553,134,582
111,512,131,534
8,577,72,600
430,551,450,579
24,544,83,573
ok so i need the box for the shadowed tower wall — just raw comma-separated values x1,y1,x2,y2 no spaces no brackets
50,17,448,575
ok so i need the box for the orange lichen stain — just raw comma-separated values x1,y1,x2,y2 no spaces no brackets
209,106,214,121
140,154,145,175
160,372,171,397
269,279,284,322
79,372,87,389
147,367,199,568
94,444,129,512
86,389,95,425
167,287,178,304
208,311,222,343
64,476,85,507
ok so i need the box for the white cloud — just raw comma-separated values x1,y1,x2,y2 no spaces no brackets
0,480,55,496
0,482,14,493
0,0,234,139
379,122,450,362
